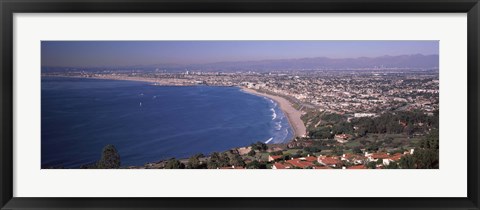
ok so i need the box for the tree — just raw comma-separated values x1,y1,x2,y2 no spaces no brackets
332,122,354,135
164,159,185,169
220,153,231,166
228,153,245,167
404,124,415,136
386,120,403,134
384,162,399,169
246,160,267,169
366,161,376,169
251,142,268,151
282,154,292,161
96,144,121,169
248,149,256,156
321,113,346,124
352,147,363,155
399,155,415,169
207,152,224,169
304,147,321,153
187,153,205,169
376,158,383,164
333,147,344,156
413,149,438,169
366,144,379,153
418,129,439,150
207,161,220,169
350,110,436,135
309,127,333,139
269,150,283,156
413,129,439,169
356,127,368,137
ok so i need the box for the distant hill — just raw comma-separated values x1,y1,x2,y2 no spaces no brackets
187,54,439,72
42,54,439,72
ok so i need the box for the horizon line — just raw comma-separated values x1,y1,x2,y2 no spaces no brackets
41,53,439,69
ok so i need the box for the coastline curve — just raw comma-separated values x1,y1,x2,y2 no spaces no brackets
240,87,306,140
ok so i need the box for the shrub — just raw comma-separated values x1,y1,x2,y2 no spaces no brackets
96,144,121,169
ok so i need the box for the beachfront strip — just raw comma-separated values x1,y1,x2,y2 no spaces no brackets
44,69,439,169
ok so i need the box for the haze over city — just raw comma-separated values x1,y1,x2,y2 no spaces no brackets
41,41,439,68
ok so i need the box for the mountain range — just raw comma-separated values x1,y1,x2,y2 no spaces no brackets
42,54,439,72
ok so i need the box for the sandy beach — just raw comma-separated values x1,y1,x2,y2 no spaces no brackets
241,87,306,139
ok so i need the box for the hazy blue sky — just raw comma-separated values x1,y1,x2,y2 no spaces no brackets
41,41,439,67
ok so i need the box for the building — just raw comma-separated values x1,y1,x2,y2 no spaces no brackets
335,134,352,143
347,165,366,169
383,153,404,166
313,165,331,169
365,152,390,162
268,155,283,162
341,153,364,165
317,155,341,168
286,158,315,169
272,162,291,169
354,113,377,118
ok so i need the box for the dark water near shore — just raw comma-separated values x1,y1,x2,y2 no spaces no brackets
41,77,293,168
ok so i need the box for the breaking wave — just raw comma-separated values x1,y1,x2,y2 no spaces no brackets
270,108,277,120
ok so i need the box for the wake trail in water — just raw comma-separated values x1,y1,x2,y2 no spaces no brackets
264,137,273,144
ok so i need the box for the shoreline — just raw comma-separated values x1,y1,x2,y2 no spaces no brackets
240,87,306,140
43,74,159,83
43,74,207,86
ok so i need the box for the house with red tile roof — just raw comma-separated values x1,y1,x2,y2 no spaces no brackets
389,153,404,161
272,163,284,169
306,156,317,162
300,154,317,162
341,153,365,165
272,155,318,169
317,155,341,168
272,162,291,169
313,165,331,169
383,153,404,166
286,158,315,169
365,152,390,162
268,155,283,162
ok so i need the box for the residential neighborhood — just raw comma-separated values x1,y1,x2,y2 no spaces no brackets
267,149,414,169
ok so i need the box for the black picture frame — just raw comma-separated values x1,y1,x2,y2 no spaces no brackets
1,0,479,209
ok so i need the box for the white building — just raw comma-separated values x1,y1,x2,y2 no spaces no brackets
354,113,377,118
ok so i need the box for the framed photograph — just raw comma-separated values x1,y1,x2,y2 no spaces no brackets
1,0,479,209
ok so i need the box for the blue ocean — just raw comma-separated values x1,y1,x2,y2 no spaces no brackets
41,77,293,168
